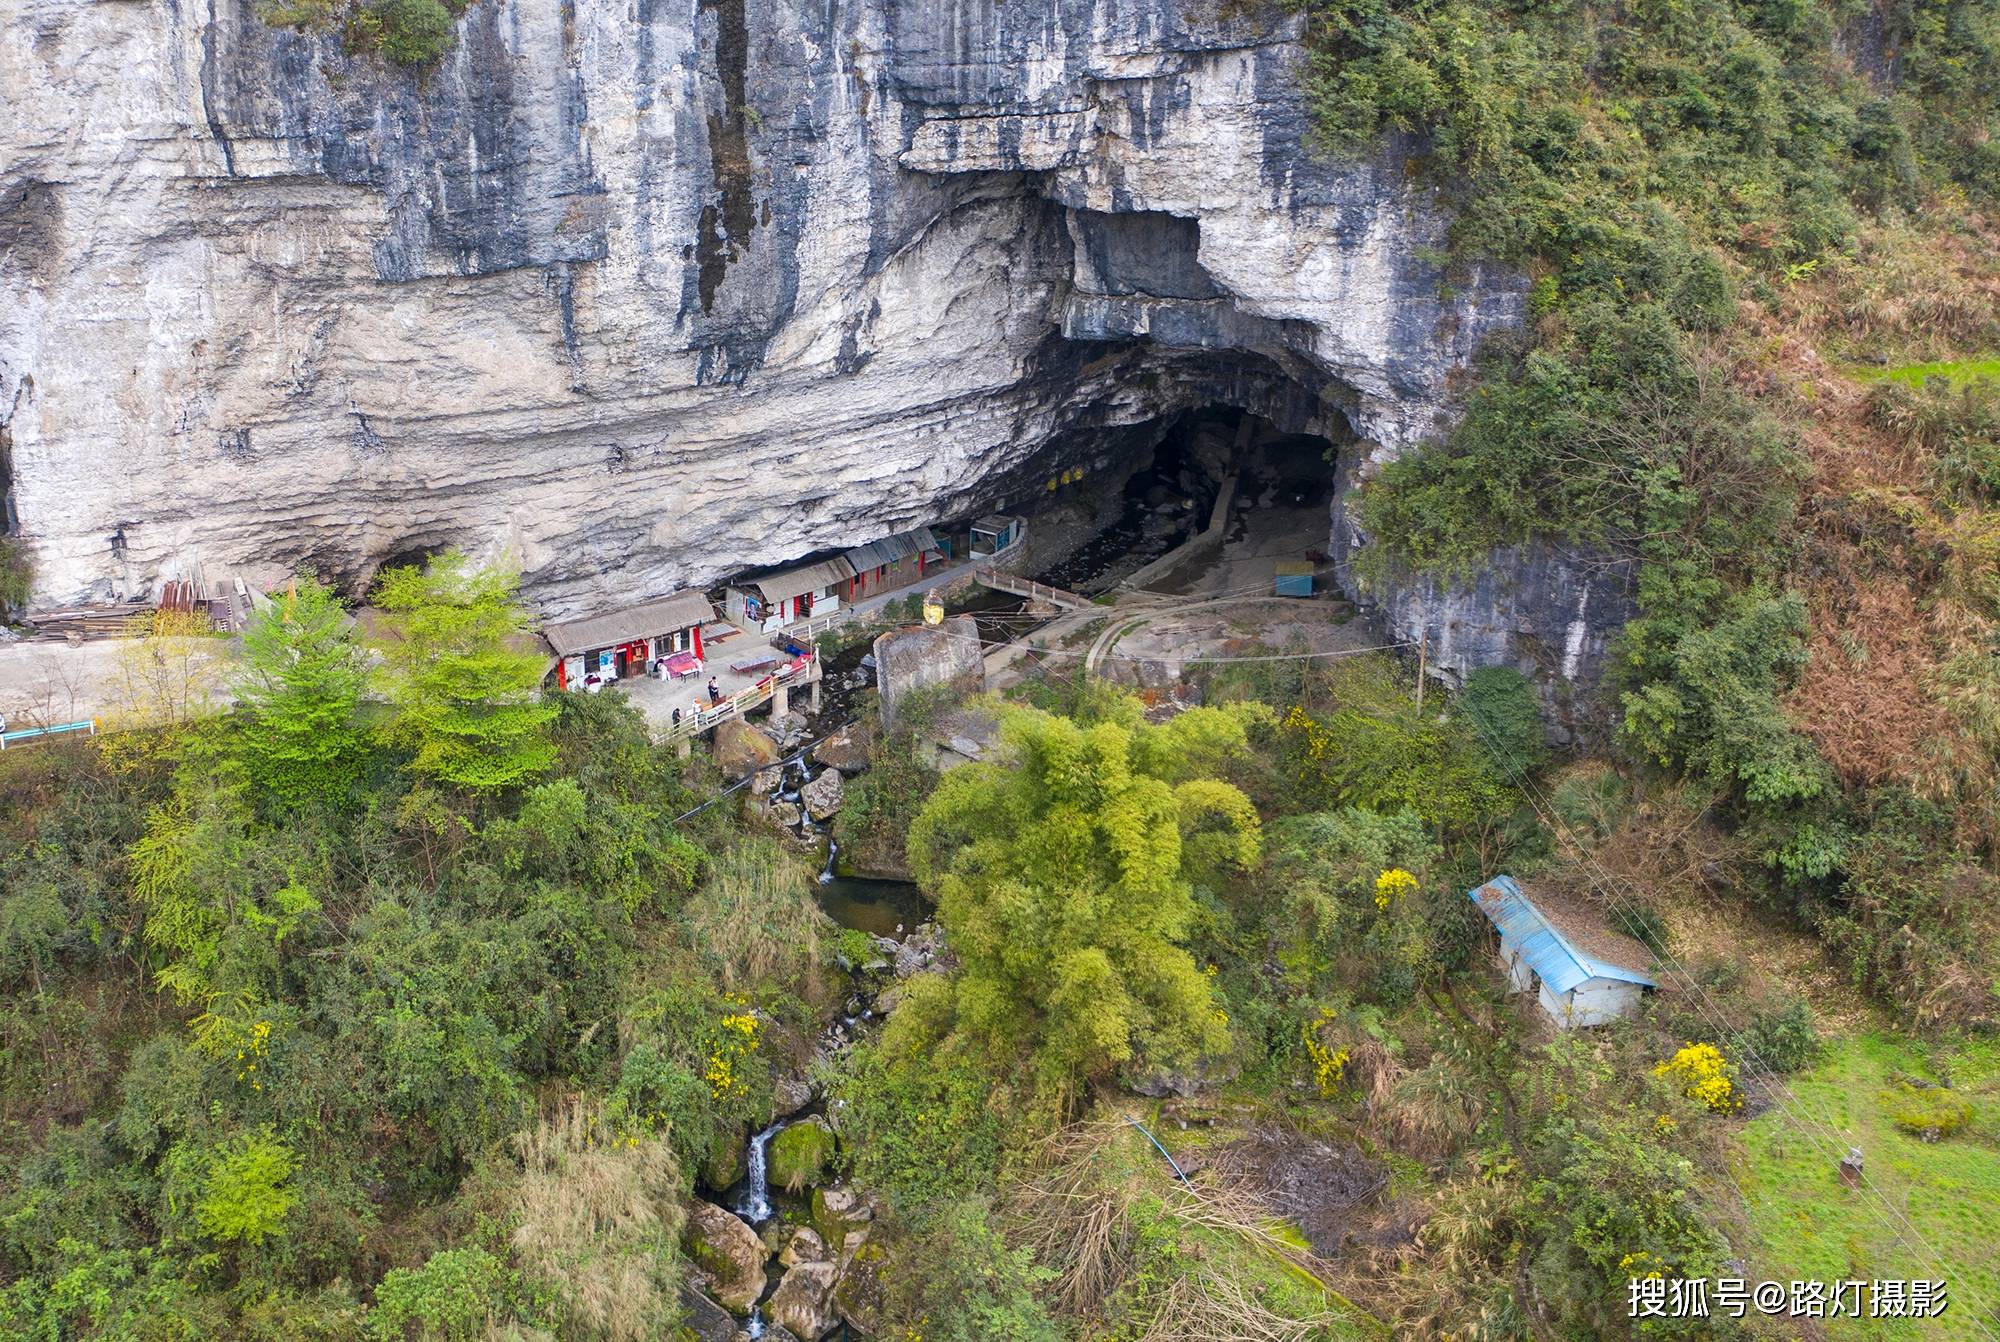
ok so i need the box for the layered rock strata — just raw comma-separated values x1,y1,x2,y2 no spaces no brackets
2,0,1520,623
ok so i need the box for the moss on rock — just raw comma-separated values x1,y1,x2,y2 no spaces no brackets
769,1116,836,1193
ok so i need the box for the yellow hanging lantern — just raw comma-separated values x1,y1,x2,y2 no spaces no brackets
922,592,946,626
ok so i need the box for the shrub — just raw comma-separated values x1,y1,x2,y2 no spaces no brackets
1741,998,1821,1073
1548,765,1630,843
371,0,455,65
1281,657,1514,830
368,1246,514,1341
830,1034,1008,1211
0,536,31,615
609,983,771,1176
1881,1081,1974,1141
876,1199,1059,1342
831,926,876,971
1653,1042,1742,1114
1611,904,1669,958
1454,666,1548,781
195,1128,296,1245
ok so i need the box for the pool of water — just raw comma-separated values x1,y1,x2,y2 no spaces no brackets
816,874,929,939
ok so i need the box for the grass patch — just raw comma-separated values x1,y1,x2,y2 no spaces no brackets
1737,1032,2000,1337
1850,358,2000,387
1010,1120,1386,1340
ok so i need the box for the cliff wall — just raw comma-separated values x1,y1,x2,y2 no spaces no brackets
0,0,1595,690
0,0,1504,598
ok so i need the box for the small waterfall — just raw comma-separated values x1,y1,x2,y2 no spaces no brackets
731,1117,787,1223
729,1116,789,1340
819,838,838,885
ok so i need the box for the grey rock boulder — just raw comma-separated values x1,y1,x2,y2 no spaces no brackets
811,724,871,773
778,1225,829,1268
894,922,948,979
801,768,845,821
769,1260,841,1341
685,1201,768,1314
714,721,780,781
677,1285,739,1342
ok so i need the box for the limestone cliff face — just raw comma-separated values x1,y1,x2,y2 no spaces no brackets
1,0,1529,639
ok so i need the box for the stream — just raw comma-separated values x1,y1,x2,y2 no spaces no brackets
711,779,922,1341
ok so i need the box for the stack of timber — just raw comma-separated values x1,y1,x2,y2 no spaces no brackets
26,574,252,642
26,602,152,641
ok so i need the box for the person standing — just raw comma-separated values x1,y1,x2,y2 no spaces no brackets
707,677,721,704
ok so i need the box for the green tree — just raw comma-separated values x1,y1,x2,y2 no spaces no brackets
906,699,1262,1111
370,553,557,794
195,1127,296,1245
237,575,367,807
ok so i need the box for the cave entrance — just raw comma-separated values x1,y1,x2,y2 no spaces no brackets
1020,402,1346,598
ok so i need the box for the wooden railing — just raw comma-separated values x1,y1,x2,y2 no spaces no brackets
786,608,855,641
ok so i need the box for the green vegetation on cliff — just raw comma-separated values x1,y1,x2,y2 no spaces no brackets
1303,0,2000,1029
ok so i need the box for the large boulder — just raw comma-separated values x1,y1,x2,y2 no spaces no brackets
684,1201,768,1314
768,1260,840,1341
832,1230,887,1336
700,1126,747,1190
676,1285,739,1342
801,767,845,821
809,1183,873,1250
778,1225,829,1268
771,1067,815,1120
875,618,984,728
811,724,871,773
751,765,784,796
714,720,780,780
769,1116,837,1193
769,712,811,749
894,921,948,979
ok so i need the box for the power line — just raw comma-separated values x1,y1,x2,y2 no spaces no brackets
1447,700,1999,1336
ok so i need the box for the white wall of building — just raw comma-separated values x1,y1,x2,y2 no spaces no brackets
1537,977,1645,1029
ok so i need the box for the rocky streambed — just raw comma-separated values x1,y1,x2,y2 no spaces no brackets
685,719,946,1341
682,912,943,1342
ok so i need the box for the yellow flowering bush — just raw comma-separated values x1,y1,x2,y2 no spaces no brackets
1374,866,1419,911
1302,1008,1350,1098
1654,1042,1740,1114
189,996,275,1092
706,1008,761,1102
1618,1250,1667,1280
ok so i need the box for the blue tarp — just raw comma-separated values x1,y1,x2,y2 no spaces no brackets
1467,875,1656,995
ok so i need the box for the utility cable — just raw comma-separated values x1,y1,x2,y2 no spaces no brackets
1447,700,1998,1336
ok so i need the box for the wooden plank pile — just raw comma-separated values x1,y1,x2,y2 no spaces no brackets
27,573,254,642
25,602,152,641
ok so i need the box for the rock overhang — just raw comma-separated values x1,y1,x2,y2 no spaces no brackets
1,0,1521,629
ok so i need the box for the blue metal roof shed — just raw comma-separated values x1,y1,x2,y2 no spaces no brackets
1469,876,1655,1027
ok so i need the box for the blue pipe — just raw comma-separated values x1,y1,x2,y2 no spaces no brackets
1125,1115,1190,1184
